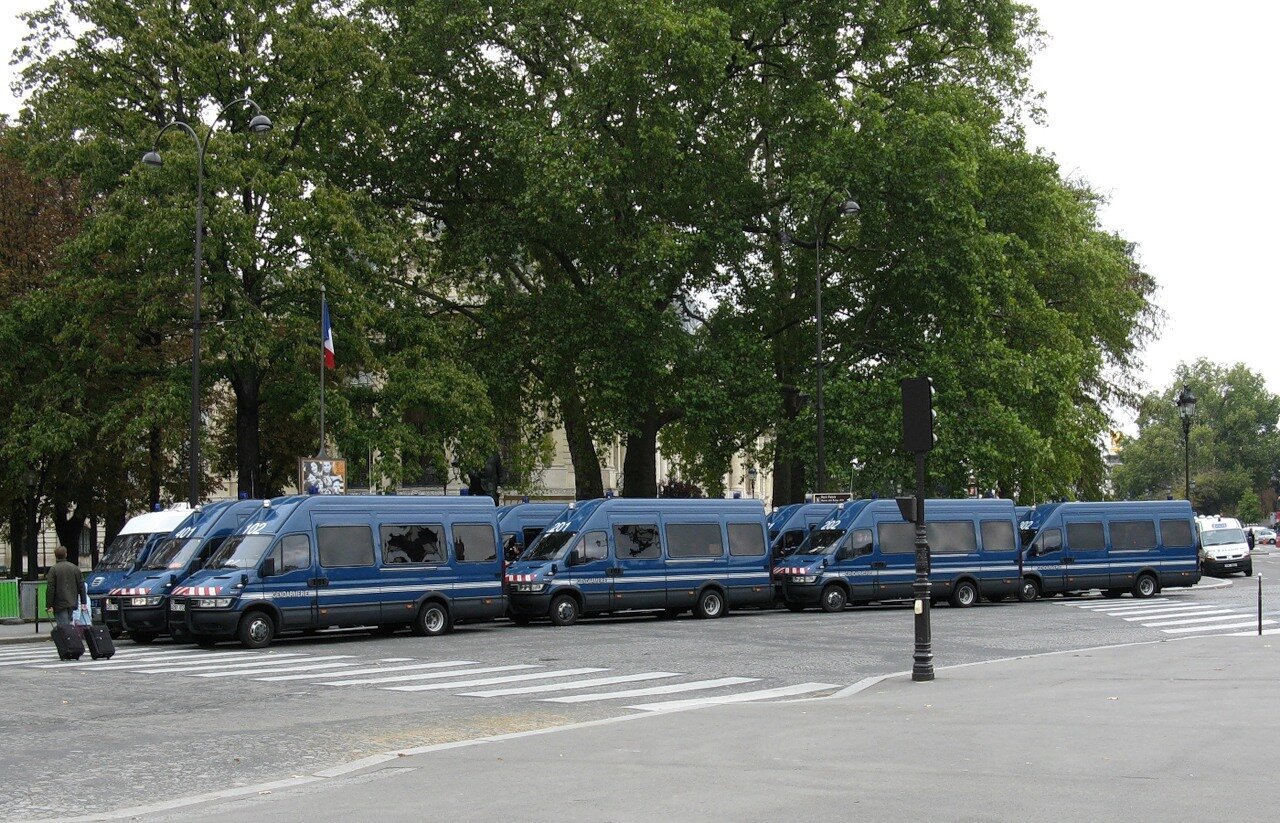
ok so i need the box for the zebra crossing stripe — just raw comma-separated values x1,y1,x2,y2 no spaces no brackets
459,672,683,697
113,652,311,673
543,677,758,704
128,654,349,675
33,650,247,669
1163,620,1277,634
1071,599,1171,609
1120,608,1235,622
1087,603,1197,615
194,661,359,678
385,668,611,693
1225,627,1280,636
257,660,480,682
631,681,842,712
319,664,539,687
1142,613,1258,627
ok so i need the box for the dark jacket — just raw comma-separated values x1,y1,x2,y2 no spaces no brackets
45,560,86,611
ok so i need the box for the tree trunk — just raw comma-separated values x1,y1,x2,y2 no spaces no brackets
88,512,99,567
104,494,126,546
232,367,262,499
621,413,660,498
561,392,603,500
771,383,808,506
148,425,162,510
8,499,24,579
52,495,85,566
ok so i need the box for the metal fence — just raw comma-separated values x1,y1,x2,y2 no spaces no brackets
0,579,48,620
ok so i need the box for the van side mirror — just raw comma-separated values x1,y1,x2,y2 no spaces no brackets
261,557,276,577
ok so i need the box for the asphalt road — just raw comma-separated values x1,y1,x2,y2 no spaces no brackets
3,555,1277,822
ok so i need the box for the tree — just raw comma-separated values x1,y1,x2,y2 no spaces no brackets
1112,360,1280,516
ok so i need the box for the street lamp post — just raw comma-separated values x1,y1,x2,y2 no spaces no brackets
783,196,859,494
142,99,272,507
967,473,978,498
1176,385,1197,506
849,457,863,497
22,468,38,580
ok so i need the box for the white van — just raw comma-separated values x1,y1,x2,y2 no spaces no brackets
1195,515,1253,577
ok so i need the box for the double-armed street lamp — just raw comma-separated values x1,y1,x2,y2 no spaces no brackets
1175,385,1197,507
141,99,272,507
781,196,860,493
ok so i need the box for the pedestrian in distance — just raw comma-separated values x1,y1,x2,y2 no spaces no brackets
1247,528,1256,550
45,545,87,627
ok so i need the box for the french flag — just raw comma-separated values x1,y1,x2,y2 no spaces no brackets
322,298,336,369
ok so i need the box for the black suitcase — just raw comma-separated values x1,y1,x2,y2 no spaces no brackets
51,624,85,660
83,624,115,659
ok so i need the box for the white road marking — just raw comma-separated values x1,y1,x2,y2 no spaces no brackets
1225,627,1280,636
128,654,349,674
194,661,359,678
319,664,539,687
1121,608,1237,622
632,681,841,712
115,652,310,671
1141,613,1254,627
1071,598,1171,609
459,672,682,697
1087,603,1203,616
1162,620,1277,634
257,660,480,682
543,677,758,704
30,649,243,669
378,658,416,662
385,667,610,693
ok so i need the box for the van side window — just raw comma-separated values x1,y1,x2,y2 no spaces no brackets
1160,519,1194,548
1065,522,1105,550
666,523,723,558
614,524,661,559
927,521,977,554
847,528,873,555
877,522,915,554
780,530,805,550
1032,528,1061,555
453,524,497,563
1110,520,1157,551
280,534,311,573
580,530,609,561
318,526,374,567
980,520,1016,552
728,523,766,557
380,524,445,564
522,527,543,547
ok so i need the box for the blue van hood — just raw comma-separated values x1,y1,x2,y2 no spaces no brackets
505,561,555,580
87,570,136,597
774,557,824,574
172,567,245,596
108,570,175,596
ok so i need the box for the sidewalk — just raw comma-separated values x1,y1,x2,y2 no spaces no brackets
0,619,49,645
101,634,1277,823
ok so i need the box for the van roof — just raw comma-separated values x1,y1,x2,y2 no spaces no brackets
118,504,197,535
1025,500,1194,533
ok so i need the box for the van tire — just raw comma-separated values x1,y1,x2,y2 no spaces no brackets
819,585,847,613
949,580,978,608
237,612,275,649
413,602,450,636
1132,574,1158,599
549,595,580,627
1017,578,1040,603
695,588,726,619
129,632,157,645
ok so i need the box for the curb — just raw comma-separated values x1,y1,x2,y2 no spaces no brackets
0,633,48,645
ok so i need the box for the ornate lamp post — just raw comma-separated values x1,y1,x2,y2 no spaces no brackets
142,99,273,507
1175,385,1196,506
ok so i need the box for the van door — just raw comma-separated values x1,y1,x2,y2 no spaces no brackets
260,533,319,629
1107,518,1158,589
378,522,448,624
450,522,503,620
1026,528,1065,594
663,520,727,611
312,520,380,627
1063,518,1109,591
566,529,612,613
873,521,916,601
609,518,666,610
831,527,876,603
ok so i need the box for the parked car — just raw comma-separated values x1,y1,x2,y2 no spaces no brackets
1247,526,1276,545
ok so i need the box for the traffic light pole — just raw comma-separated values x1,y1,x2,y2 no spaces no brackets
912,451,934,682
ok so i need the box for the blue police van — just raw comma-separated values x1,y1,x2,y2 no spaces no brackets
167,495,505,648
497,502,568,562
103,499,262,643
86,504,194,630
775,498,1022,611
1019,500,1201,600
504,498,774,626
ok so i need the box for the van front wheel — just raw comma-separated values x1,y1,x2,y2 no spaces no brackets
413,602,451,637
1017,578,1040,603
238,612,275,649
1132,574,1158,599
695,589,725,619
549,595,579,627
819,585,847,613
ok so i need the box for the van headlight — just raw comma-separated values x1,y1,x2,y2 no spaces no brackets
130,596,165,606
195,598,234,608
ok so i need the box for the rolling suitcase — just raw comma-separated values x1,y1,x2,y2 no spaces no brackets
51,624,85,660
83,624,115,659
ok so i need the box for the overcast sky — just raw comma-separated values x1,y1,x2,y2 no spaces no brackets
3,1,1277,413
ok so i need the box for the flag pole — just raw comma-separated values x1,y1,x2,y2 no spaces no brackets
319,285,327,458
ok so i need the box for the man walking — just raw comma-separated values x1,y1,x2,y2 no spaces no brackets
45,546,86,626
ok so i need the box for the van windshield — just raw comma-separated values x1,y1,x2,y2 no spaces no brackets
794,528,845,556
97,533,152,571
208,535,273,569
1202,528,1246,547
523,531,575,561
143,538,203,571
